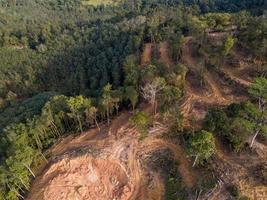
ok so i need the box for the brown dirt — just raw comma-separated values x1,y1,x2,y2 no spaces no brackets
27,107,197,200
43,156,129,200
223,67,252,87
141,138,197,188
221,49,259,88
179,37,250,126
203,138,267,200
158,42,174,68
141,43,152,66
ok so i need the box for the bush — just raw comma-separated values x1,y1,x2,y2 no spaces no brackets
129,111,150,139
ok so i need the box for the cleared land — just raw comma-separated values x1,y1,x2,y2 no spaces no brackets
27,39,266,200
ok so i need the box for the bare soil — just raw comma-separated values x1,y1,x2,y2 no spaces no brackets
179,37,250,126
140,43,152,66
158,42,174,68
178,38,267,199
27,109,197,200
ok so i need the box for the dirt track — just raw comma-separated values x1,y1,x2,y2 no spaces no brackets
141,138,197,188
179,37,251,125
158,42,174,68
141,43,152,66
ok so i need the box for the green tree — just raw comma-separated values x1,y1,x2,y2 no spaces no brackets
228,117,254,150
123,55,139,87
67,96,91,133
101,84,119,125
124,86,138,111
247,78,267,147
187,130,216,167
221,36,235,57
85,106,100,131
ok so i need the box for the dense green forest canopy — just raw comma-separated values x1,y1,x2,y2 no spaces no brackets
0,0,266,199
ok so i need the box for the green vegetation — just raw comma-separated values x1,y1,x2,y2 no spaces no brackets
129,111,150,139
205,78,267,151
187,130,216,166
0,0,266,199
81,0,119,6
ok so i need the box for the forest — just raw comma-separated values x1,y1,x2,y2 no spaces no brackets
0,0,266,199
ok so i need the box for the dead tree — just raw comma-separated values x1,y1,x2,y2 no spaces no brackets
141,77,166,115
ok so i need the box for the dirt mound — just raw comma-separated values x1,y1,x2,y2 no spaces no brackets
43,156,129,200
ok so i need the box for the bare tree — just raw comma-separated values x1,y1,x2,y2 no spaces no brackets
141,77,166,115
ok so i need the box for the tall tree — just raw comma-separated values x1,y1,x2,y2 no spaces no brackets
221,36,235,58
124,86,139,111
85,106,100,131
101,84,119,125
67,96,91,133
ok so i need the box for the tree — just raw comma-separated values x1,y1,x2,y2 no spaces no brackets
111,88,123,115
187,130,216,167
249,77,267,112
123,55,139,87
101,84,119,125
247,77,267,147
85,106,100,131
162,85,182,106
228,117,254,150
124,86,138,111
221,36,235,57
187,15,207,43
141,77,166,115
67,96,91,133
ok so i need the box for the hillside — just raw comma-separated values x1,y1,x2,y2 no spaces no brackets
0,1,266,200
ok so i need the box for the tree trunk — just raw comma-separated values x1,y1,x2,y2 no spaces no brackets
14,182,23,192
116,104,119,115
24,164,35,178
8,183,25,199
19,177,29,190
40,151,48,163
250,129,260,148
94,114,100,131
132,104,135,112
192,155,198,167
13,189,24,199
77,115,83,134
152,95,156,115
107,107,110,125
34,134,42,150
